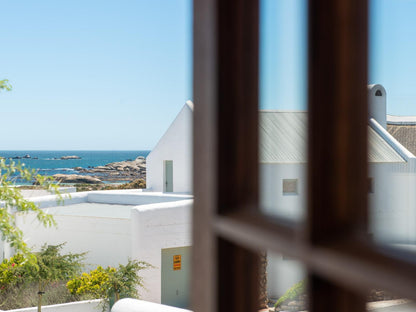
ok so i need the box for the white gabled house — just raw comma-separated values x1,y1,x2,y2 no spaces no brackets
262,85,416,298
8,91,416,311
144,87,416,299
146,101,193,194
260,84,416,246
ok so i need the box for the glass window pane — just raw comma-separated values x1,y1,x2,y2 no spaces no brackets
267,251,307,312
369,13,416,312
259,0,308,223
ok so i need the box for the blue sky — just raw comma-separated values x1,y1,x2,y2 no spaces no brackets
0,0,192,150
1,0,415,150
260,0,416,116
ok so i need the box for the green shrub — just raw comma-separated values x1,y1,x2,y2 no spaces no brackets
75,179,146,192
67,259,152,310
114,179,146,190
0,254,30,291
275,280,305,308
0,245,86,311
27,244,85,312
67,265,115,298
0,160,61,256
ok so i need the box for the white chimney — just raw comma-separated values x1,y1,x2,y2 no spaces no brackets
368,84,387,128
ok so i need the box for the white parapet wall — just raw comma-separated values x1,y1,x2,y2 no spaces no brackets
4,191,193,270
0,299,106,312
15,211,132,269
111,299,192,312
131,200,193,303
19,186,77,199
1,190,193,308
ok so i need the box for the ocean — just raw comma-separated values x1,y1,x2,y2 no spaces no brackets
0,150,150,184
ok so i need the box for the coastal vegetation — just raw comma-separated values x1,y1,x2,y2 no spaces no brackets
67,259,152,311
74,178,146,192
0,79,62,257
0,160,61,256
0,244,85,311
274,280,305,310
0,248,151,311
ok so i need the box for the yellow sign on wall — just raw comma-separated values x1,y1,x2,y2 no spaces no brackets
173,255,181,271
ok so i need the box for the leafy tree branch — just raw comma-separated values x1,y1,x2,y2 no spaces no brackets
0,79,12,92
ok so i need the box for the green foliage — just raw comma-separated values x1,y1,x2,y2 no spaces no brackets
0,245,85,292
67,259,152,310
0,78,62,257
114,179,146,190
29,244,85,286
107,259,151,300
67,265,115,298
0,160,63,256
0,246,86,310
0,254,29,291
0,79,12,92
275,280,305,308
15,244,85,312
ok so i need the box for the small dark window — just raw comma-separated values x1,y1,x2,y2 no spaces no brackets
283,179,298,195
375,90,382,96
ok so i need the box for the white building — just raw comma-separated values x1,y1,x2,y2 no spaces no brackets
262,85,416,298
146,101,193,194
1,101,196,310
7,92,416,309
2,190,193,309
143,89,416,299
261,85,416,245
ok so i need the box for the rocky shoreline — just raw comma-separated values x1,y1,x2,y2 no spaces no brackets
52,156,146,184
2,154,81,160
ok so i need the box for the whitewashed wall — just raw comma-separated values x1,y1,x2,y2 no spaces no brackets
111,299,192,312
15,211,131,270
5,191,193,271
260,160,416,298
260,163,306,222
266,252,306,299
1,299,106,312
146,102,193,193
260,163,306,298
369,162,416,244
131,200,193,303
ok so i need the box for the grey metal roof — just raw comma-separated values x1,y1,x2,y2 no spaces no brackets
387,124,416,156
259,111,405,163
387,114,416,125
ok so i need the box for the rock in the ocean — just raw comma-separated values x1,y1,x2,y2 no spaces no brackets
60,155,81,160
53,174,103,184
74,156,147,182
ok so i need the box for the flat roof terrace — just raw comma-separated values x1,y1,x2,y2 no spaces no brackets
21,189,193,219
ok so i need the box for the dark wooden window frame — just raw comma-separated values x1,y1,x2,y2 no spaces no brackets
192,0,416,311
